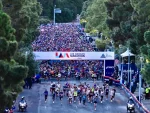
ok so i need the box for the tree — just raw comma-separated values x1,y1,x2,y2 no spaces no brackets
38,0,85,22
105,0,134,48
141,31,150,84
81,0,150,83
0,7,28,111
95,39,107,51
2,0,42,78
80,0,93,19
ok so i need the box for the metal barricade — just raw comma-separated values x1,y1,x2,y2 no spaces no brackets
122,84,150,113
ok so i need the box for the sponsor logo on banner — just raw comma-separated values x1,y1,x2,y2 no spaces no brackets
106,66,114,69
55,52,85,58
100,54,106,58
105,60,114,77
70,53,85,57
106,53,112,58
55,52,70,58
100,53,113,58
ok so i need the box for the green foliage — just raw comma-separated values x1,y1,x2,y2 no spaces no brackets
82,0,150,83
142,63,150,84
144,31,150,44
0,9,28,111
0,0,42,111
0,0,2,10
38,0,85,22
140,31,150,83
2,0,42,77
39,17,50,24
95,39,107,51
26,52,39,77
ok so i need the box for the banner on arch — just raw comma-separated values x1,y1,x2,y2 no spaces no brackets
33,51,114,60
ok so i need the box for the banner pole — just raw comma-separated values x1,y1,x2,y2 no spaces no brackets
104,59,105,77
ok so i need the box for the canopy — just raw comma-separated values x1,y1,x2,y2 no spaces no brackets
121,48,135,57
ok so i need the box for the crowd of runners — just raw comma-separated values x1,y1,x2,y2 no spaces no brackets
33,23,115,111
32,23,94,52
44,82,116,111
39,60,104,81
32,23,104,80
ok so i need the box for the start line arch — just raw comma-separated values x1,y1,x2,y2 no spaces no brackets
33,51,115,81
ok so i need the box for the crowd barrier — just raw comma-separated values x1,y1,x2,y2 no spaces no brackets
122,84,150,113
103,76,120,86
103,76,150,113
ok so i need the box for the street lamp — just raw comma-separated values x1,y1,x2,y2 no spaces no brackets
127,48,130,85
139,56,144,102
120,45,123,85
53,5,56,25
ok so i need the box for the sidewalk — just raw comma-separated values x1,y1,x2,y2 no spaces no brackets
133,88,150,111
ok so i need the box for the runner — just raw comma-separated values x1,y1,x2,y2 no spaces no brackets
93,95,98,110
105,85,109,100
78,89,82,105
89,89,93,103
68,90,73,104
57,72,61,82
59,90,63,105
100,88,104,103
82,93,86,106
44,89,48,103
52,91,56,103
110,88,116,102
73,90,78,102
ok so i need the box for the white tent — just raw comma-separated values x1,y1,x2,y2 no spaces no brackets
121,48,135,57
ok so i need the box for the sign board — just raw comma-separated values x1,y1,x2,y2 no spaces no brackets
55,8,61,13
105,60,114,77
120,63,137,75
33,52,114,60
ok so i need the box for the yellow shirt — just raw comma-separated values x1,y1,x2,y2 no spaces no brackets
74,91,77,96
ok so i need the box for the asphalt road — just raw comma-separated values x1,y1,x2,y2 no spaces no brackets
14,80,140,113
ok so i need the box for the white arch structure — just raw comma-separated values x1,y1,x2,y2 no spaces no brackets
33,51,115,77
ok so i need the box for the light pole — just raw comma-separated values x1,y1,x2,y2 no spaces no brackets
53,5,56,25
127,48,130,84
120,56,123,85
119,45,123,85
139,56,144,102
130,66,132,92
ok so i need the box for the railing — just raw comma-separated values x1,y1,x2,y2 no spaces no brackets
122,84,150,113
103,76,150,113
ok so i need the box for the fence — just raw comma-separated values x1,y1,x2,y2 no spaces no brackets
103,76,150,113
122,84,150,113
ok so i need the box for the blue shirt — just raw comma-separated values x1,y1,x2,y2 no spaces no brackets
44,91,48,95
82,95,86,100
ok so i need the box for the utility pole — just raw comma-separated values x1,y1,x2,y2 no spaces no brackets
54,5,56,25
53,0,56,25
139,56,144,102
